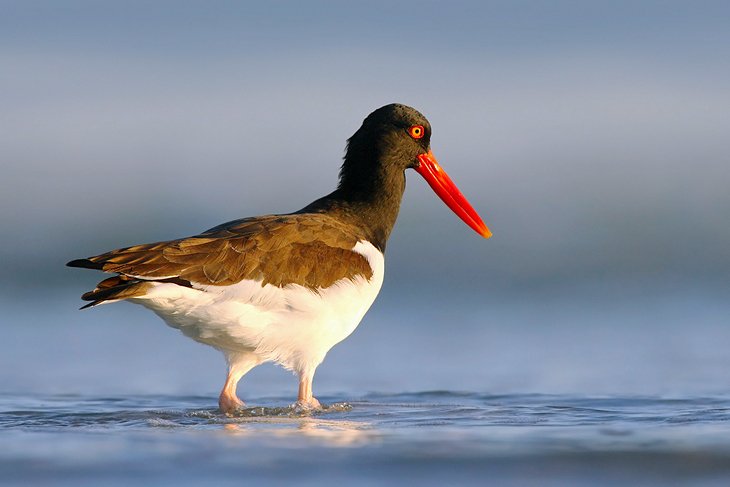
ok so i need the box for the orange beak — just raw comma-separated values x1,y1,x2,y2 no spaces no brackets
415,150,492,238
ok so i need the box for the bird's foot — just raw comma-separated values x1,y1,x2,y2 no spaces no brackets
219,392,245,415
293,397,322,412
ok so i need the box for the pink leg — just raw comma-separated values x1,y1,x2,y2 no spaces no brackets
296,371,321,409
218,352,260,414
219,371,244,413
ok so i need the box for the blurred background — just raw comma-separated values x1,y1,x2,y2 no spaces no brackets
1,1,728,399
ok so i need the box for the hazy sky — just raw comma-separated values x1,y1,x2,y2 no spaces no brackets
2,1,729,297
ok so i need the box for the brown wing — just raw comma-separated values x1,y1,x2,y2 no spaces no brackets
69,214,374,307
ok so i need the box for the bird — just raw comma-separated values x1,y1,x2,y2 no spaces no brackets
67,103,491,413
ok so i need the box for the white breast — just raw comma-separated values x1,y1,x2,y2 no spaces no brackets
130,241,385,376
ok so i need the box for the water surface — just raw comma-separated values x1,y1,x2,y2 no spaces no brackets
3,392,730,486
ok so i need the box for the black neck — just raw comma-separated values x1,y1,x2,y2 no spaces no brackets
299,151,407,252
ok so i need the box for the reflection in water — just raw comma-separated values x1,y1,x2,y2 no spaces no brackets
215,402,378,447
221,417,378,447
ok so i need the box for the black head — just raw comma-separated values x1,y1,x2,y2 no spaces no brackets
338,104,432,196
308,103,489,250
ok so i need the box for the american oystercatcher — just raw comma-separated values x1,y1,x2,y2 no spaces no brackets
68,104,491,413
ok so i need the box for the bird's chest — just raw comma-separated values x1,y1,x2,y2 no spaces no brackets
233,242,386,359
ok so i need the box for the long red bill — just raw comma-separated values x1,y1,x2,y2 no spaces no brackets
415,150,492,238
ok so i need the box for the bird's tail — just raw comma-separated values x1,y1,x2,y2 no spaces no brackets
70,272,152,309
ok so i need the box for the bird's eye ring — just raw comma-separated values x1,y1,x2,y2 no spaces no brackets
408,125,425,139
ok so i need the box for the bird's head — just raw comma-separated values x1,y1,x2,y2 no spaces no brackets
341,103,491,238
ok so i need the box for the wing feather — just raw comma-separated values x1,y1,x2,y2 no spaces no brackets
69,214,375,306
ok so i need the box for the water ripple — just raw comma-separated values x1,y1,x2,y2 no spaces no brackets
3,392,730,432
3,392,730,486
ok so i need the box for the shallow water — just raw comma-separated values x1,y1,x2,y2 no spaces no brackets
3,289,730,485
3,392,730,486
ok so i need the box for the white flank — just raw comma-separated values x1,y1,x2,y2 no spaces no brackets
129,241,385,378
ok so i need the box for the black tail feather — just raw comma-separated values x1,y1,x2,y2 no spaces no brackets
67,258,104,270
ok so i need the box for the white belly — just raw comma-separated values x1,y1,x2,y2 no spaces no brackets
129,241,384,375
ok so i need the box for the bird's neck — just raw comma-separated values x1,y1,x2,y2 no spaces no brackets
301,155,406,252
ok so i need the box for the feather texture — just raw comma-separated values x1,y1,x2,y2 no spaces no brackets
68,213,375,306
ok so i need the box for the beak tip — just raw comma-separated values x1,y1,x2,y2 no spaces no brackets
480,228,493,239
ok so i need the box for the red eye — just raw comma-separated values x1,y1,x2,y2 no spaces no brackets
408,125,425,139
